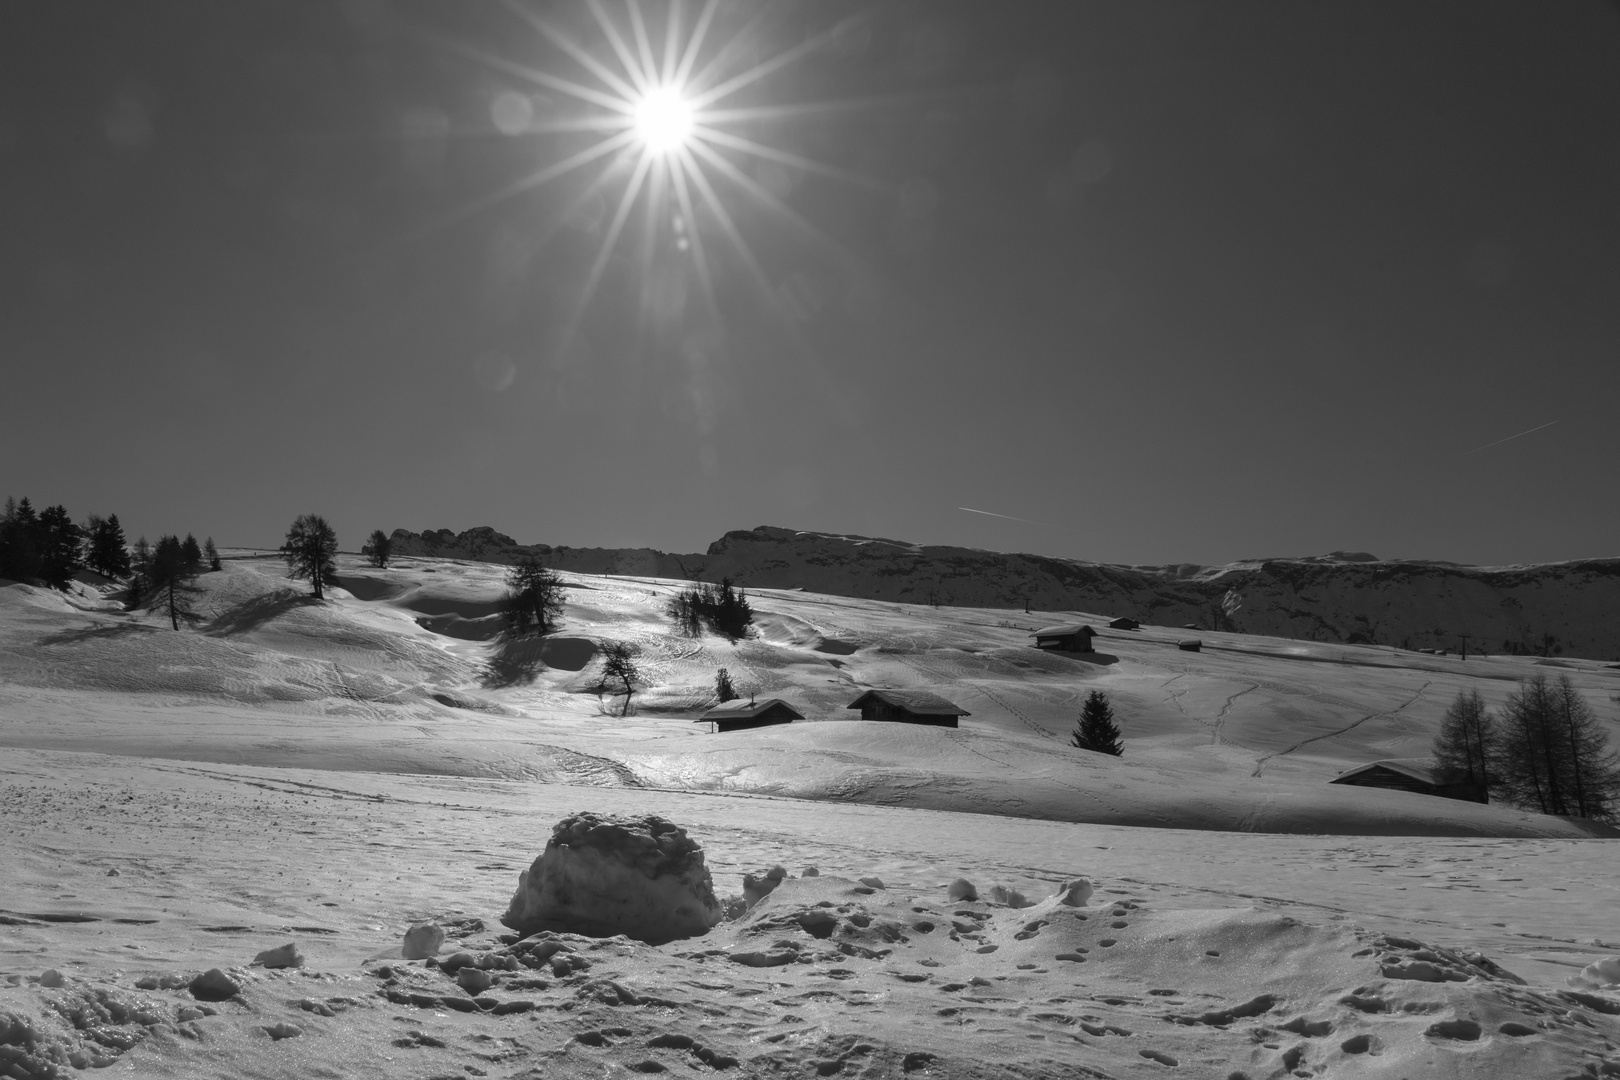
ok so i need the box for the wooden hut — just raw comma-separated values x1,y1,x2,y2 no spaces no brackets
1328,759,1487,803
1031,624,1097,653
845,689,970,729
1109,617,1141,631
698,698,804,734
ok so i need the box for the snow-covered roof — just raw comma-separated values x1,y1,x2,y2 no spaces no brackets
1330,758,1440,786
698,698,804,722
1032,624,1095,637
846,689,970,716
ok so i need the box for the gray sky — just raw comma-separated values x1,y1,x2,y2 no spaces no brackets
3,1,1617,566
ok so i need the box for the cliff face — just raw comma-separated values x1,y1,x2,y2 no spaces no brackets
384,526,1620,659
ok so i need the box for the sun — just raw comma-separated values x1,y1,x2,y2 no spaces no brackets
633,86,694,155
419,1,886,351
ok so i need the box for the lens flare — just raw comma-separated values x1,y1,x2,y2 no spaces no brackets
411,0,893,357
634,86,693,154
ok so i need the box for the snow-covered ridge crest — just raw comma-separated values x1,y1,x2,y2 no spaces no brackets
385,525,1620,659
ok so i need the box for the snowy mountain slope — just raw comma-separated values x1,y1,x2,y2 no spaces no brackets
4,552,1620,1079
6,552,1617,839
386,524,1620,659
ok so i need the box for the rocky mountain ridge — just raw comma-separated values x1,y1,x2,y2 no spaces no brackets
384,525,1620,660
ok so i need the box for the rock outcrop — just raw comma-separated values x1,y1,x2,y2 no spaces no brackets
501,812,723,945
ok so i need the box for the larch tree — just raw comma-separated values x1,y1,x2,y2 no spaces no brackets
203,537,221,572
1431,687,1495,801
1494,675,1564,815
127,536,153,608
1555,677,1620,822
180,533,203,574
364,529,393,569
1492,674,1620,821
1071,690,1124,756
501,556,565,638
37,504,81,590
280,514,338,599
597,641,641,717
145,534,197,630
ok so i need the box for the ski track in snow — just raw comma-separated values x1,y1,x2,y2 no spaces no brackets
1252,681,1432,778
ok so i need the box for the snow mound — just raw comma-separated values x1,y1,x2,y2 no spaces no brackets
1570,956,1620,991
501,812,723,945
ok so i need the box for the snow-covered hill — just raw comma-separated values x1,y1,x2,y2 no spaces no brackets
4,553,1620,1080
388,524,1620,660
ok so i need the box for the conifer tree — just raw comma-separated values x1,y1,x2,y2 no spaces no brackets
598,641,641,716
1431,687,1495,801
87,514,132,579
714,578,754,640
37,504,81,590
180,533,202,574
203,536,221,572
127,536,153,607
145,534,197,630
364,529,393,569
501,556,564,638
0,497,42,582
666,586,702,637
1071,690,1124,756
1492,674,1620,821
83,514,105,570
715,667,738,703
666,578,754,640
280,514,338,599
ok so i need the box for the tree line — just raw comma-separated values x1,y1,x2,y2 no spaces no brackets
1,497,369,629
666,578,754,640
2,496,222,622
1432,676,1620,822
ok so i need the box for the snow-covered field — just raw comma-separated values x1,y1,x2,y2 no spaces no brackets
2,553,1617,1078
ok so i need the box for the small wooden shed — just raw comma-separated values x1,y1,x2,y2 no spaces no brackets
1109,617,1141,631
698,698,804,734
1328,759,1487,803
846,689,970,729
1031,624,1097,653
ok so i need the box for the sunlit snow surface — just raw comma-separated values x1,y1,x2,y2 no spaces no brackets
1,554,1617,1078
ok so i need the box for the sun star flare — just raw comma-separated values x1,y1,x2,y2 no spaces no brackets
633,86,695,154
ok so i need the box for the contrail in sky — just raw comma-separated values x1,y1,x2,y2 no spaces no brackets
958,507,1066,530
1465,419,1560,454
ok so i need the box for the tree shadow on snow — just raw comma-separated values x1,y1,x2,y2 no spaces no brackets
481,634,546,688
481,634,599,689
206,589,320,635
37,621,163,645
